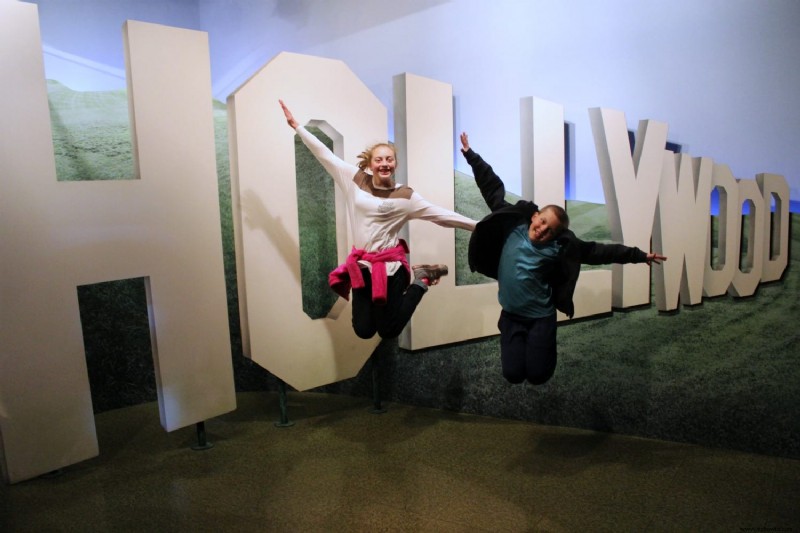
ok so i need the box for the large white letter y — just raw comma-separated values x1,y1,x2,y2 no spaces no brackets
589,108,665,308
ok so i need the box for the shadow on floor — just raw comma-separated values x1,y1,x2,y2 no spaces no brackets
2,391,798,532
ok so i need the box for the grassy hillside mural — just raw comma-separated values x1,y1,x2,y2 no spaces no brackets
48,82,799,459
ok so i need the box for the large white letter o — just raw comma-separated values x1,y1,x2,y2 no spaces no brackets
227,53,385,391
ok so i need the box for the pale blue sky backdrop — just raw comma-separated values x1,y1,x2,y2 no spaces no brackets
30,0,800,207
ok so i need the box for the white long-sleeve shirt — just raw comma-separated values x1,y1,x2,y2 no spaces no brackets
295,126,476,275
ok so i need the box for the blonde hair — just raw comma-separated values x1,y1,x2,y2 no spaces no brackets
356,142,396,172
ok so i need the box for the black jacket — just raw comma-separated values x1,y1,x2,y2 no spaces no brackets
462,148,648,318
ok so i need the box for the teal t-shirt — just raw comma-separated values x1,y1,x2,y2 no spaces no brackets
497,224,561,318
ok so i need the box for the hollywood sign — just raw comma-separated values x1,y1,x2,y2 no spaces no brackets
0,10,789,483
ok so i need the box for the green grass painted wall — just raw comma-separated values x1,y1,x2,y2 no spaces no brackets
48,83,799,459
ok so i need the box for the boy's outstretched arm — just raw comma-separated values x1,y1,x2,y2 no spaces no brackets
460,132,513,213
575,238,667,266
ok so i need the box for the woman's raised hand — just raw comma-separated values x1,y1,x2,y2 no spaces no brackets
460,132,470,152
279,99,298,129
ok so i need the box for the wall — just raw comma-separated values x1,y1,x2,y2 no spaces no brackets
8,0,799,472
31,0,800,204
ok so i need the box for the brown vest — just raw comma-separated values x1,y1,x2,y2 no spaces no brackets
353,170,413,199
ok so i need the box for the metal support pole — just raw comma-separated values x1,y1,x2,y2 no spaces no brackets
370,345,387,414
191,421,214,450
274,378,295,427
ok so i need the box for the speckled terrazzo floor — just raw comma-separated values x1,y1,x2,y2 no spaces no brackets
2,391,798,532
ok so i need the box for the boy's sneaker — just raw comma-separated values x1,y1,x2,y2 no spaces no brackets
412,264,449,286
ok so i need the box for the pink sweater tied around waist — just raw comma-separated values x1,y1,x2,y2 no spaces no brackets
328,240,410,305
